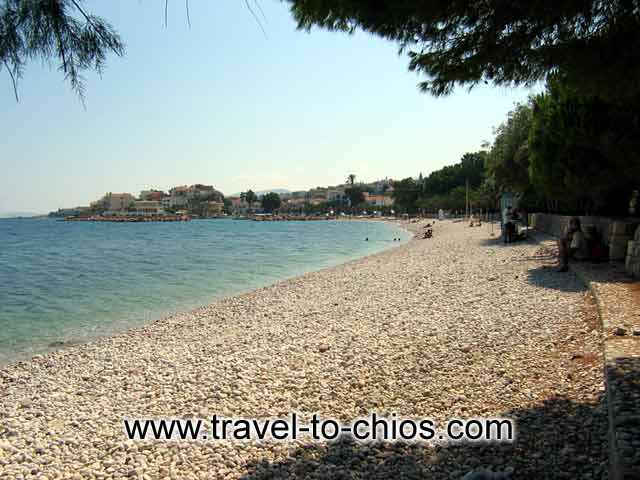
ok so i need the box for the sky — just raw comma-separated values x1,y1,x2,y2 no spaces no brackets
1,1,540,215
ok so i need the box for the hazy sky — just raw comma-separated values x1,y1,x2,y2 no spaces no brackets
1,1,539,214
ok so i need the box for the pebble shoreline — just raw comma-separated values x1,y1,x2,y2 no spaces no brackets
0,220,608,479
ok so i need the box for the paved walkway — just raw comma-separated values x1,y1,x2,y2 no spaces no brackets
528,234,640,480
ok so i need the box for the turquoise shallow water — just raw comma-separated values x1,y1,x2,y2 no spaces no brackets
0,218,408,364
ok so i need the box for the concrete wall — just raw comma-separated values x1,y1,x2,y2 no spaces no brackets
626,227,640,278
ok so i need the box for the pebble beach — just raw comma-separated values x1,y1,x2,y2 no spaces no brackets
0,220,608,479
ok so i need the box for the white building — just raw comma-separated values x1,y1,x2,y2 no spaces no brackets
132,200,165,216
96,193,135,212
327,188,347,203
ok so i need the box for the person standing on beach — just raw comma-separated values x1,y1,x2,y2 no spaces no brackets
502,206,515,243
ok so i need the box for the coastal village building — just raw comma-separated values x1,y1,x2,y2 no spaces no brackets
229,196,247,208
95,193,135,212
57,178,398,218
308,187,329,200
287,197,307,207
165,184,223,210
59,183,226,218
188,184,219,198
132,200,164,216
110,193,135,211
168,186,190,209
227,196,250,214
327,188,347,203
370,178,394,194
367,194,394,207
228,197,242,208
280,197,306,212
207,201,224,216
139,190,166,202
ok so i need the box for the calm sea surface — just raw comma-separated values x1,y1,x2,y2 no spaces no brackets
0,218,408,364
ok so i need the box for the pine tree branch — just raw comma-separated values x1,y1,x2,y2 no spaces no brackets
245,0,267,39
70,0,122,54
3,59,19,102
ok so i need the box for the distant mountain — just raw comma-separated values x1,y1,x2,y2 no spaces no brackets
0,211,45,219
230,189,291,197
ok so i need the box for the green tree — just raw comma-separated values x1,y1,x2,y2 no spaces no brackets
392,178,420,213
473,177,500,211
486,103,533,193
244,189,258,209
345,185,365,210
285,0,640,100
10,1,640,103
529,77,640,215
420,152,486,198
414,151,488,213
223,197,232,214
261,192,282,213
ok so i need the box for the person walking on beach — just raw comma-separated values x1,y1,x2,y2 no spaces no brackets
502,206,515,243
557,217,588,272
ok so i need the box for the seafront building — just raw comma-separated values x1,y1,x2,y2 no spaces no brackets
132,200,164,216
167,186,190,209
53,184,226,219
327,188,347,203
228,196,248,213
91,193,135,212
207,201,224,216
139,190,165,202
52,178,395,218
367,194,394,207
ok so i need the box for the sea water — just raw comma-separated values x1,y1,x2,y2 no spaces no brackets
0,218,408,364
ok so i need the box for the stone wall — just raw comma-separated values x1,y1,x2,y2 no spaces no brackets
530,213,640,267
626,226,640,278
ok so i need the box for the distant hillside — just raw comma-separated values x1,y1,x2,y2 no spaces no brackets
0,211,44,219
230,189,291,197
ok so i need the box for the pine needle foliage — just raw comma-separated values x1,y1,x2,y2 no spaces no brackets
0,0,124,102
284,0,640,100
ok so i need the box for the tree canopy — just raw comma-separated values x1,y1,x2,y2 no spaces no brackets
261,192,282,212
242,190,258,206
7,1,640,102
398,151,493,213
422,152,486,196
285,0,640,100
529,78,640,215
392,177,420,213
345,184,365,208
485,103,533,193
0,0,124,101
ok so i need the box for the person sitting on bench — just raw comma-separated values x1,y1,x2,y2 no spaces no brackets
557,217,589,272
